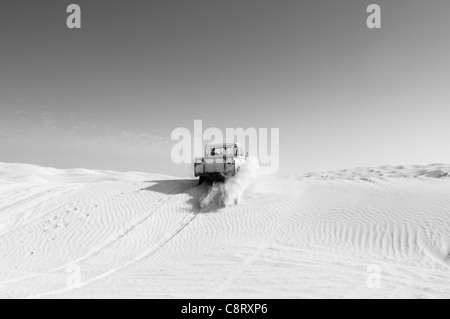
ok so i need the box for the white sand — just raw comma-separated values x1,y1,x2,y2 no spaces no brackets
0,162,449,299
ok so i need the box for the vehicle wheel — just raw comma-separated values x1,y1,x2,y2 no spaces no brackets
198,176,205,185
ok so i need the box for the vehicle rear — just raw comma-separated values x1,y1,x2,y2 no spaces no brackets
195,143,246,183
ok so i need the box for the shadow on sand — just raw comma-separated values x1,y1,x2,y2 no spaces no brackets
140,179,225,214
142,179,198,195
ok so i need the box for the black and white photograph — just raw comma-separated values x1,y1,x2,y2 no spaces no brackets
1,0,449,302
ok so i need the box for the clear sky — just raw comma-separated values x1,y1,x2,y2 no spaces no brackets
1,0,449,176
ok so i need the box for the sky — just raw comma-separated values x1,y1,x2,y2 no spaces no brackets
1,0,449,177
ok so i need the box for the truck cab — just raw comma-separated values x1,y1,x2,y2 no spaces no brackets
194,143,247,184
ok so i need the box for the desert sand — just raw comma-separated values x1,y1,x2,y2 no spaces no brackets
0,162,449,299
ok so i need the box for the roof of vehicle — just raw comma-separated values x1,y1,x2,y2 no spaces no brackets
205,143,242,148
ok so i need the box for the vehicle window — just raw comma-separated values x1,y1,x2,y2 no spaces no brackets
211,147,222,156
227,148,234,156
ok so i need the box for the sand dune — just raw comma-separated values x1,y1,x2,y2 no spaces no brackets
0,162,449,299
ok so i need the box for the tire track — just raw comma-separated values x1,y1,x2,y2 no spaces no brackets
0,185,83,237
0,185,66,215
29,205,199,299
0,181,198,291
0,184,90,239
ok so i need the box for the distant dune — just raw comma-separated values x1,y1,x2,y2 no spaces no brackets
0,162,449,299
